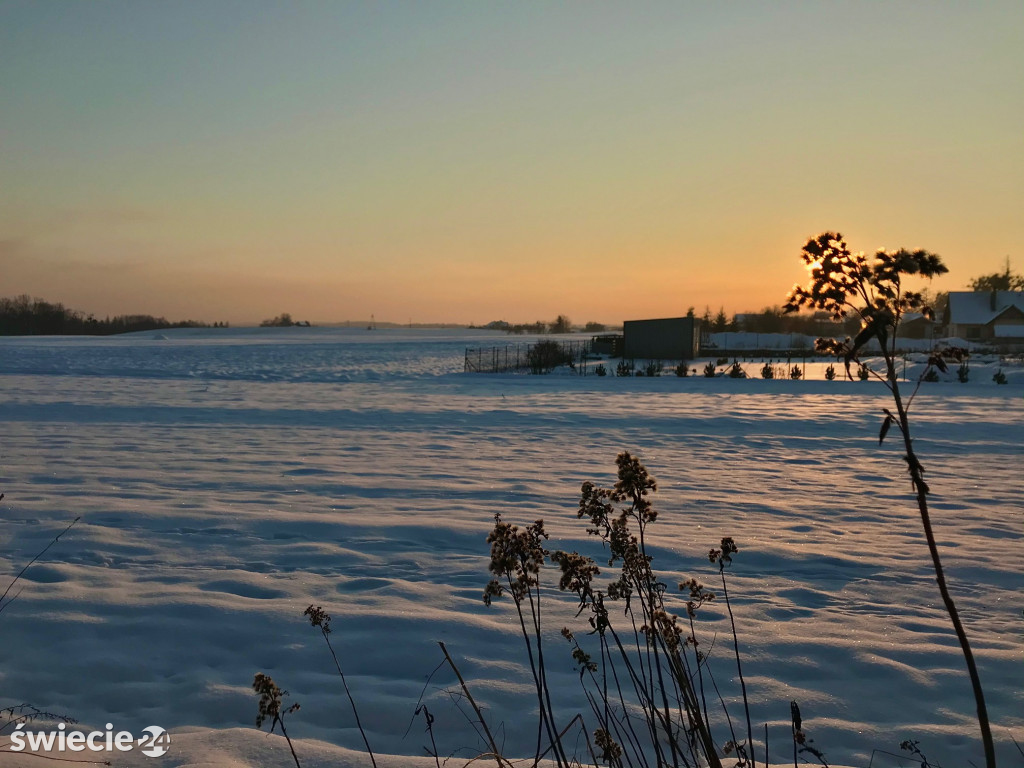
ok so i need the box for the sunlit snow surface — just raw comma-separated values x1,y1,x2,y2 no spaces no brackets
1,328,1021,767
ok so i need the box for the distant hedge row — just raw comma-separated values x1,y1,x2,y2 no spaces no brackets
0,295,222,336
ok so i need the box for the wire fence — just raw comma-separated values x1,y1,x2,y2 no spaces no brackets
464,339,595,374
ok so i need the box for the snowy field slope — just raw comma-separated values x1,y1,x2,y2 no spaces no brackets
0,328,1021,767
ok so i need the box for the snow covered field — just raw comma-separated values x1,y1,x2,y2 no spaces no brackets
0,328,1021,767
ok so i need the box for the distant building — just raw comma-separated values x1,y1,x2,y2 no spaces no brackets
591,334,624,357
623,316,700,360
897,312,936,340
945,291,1024,345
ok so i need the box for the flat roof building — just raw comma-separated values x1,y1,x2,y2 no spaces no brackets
623,316,700,360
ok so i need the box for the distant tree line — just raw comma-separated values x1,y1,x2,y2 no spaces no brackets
0,295,223,336
459,261,1024,340
729,307,857,336
472,315,612,334
472,320,547,334
969,260,1024,292
259,313,311,328
683,305,852,336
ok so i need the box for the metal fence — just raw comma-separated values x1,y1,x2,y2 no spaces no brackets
464,338,595,374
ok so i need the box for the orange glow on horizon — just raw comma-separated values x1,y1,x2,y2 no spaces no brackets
1,4,1020,325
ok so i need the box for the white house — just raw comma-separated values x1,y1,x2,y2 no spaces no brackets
945,291,1024,344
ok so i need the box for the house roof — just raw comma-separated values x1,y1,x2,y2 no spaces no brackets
990,304,1024,323
901,312,934,324
947,291,1024,325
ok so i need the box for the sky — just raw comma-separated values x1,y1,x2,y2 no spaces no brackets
2,1,1022,326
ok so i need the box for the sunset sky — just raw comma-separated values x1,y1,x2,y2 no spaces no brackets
2,2,1022,325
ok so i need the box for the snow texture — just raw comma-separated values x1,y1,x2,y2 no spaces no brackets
0,328,1021,767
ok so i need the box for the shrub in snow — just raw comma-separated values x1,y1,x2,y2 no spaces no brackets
302,606,377,766
789,364,803,380
993,368,1007,385
674,361,689,377
594,363,607,377
615,360,634,377
257,456,844,768
727,361,746,378
901,739,939,767
482,453,769,768
644,360,663,377
957,362,969,383
527,340,572,374
760,361,775,379
252,673,302,768
703,361,717,377
786,230,995,768
825,363,837,380
923,368,940,382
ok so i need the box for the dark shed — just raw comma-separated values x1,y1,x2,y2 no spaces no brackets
623,317,700,360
